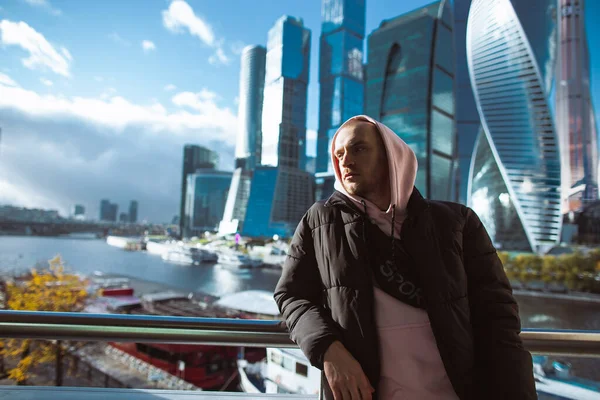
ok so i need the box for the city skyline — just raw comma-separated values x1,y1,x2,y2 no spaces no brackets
0,0,599,222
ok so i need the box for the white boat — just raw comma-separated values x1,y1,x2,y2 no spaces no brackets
146,240,170,256
217,251,262,268
162,247,218,265
106,235,140,250
238,348,320,395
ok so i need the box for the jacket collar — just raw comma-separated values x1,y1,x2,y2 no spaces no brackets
324,187,429,217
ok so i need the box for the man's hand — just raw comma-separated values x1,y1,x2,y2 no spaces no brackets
323,341,374,400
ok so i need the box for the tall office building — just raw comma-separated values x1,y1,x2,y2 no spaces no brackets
316,0,366,174
243,16,314,238
99,199,118,222
453,0,480,205
184,169,232,237
556,0,599,213
365,0,456,201
119,213,129,223
261,16,311,170
71,204,85,218
234,45,267,171
129,200,138,224
220,45,267,235
467,0,561,252
179,145,218,237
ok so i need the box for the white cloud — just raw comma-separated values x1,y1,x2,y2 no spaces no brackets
0,72,19,87
142,40,156,52
0,20,72,77
0,81,237,143
108,32,130,47
162,0,215,46
40,77,53,86
22,0,62,16
0,82,237,221
208,47,230,66
164,84,177,91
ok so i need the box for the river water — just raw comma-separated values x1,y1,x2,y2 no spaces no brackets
1,235,600,382
1,235,599,331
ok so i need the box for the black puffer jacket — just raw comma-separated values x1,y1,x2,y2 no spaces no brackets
274,189,536,400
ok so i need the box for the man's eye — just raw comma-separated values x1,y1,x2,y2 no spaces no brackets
355,146,365,152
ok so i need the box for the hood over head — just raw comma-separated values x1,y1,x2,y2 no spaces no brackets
330,115,417,238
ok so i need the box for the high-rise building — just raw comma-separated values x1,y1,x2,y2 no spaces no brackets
453,0,480,205
243,166,314,238
243,16,314,238
365,0,456,201
119,212,129,223
100,199,118,222
71,204,85,218
235,45,267,171
261,16,311,170
179,145,218,236
316,0,366,174
467,0,561,253
556,0,599,213
220,45,267,235
184,169,232,237
129,200,138,223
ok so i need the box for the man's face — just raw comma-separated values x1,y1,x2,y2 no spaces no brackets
333,121,389,198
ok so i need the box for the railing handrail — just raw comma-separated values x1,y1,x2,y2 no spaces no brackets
1,310,600,356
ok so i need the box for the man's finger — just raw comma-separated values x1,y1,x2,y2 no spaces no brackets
349,380,362,400
332,386,342,400
359,383,373,400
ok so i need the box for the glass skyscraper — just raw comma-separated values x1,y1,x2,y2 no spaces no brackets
234,45,267,171
261,16,311,170
453,0,480,205
99,199,118,222
179,145,218,237
556,0,599,213
184,169,232,237
128,200,138,223
316,0,366,174
243,166,314,238
243,16,314,238
220,45,266,235
365,0,456,201
467,0,561,253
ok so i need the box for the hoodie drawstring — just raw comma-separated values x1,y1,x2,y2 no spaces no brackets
361,200,368,244
391,205,396,263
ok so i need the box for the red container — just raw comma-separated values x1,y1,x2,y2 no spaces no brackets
101,287,134,296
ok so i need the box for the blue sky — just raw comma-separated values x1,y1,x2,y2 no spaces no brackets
0,0,599,222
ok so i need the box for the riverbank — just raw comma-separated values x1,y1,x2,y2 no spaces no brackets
514,289,600,304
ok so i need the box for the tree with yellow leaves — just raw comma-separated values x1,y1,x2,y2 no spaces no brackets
0,255,89,385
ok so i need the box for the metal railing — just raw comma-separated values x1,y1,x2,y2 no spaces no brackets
1,310,600,357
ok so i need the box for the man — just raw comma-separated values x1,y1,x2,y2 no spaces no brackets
274,115,536,399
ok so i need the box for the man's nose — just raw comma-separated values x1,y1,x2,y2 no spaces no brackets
340,151,354,167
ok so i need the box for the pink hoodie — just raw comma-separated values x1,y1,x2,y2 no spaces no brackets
330,115,417,238
331,115,458,399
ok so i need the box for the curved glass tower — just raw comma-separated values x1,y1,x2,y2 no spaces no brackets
467,0,561,252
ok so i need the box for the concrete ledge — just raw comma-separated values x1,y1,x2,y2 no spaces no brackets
0,387,317,400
